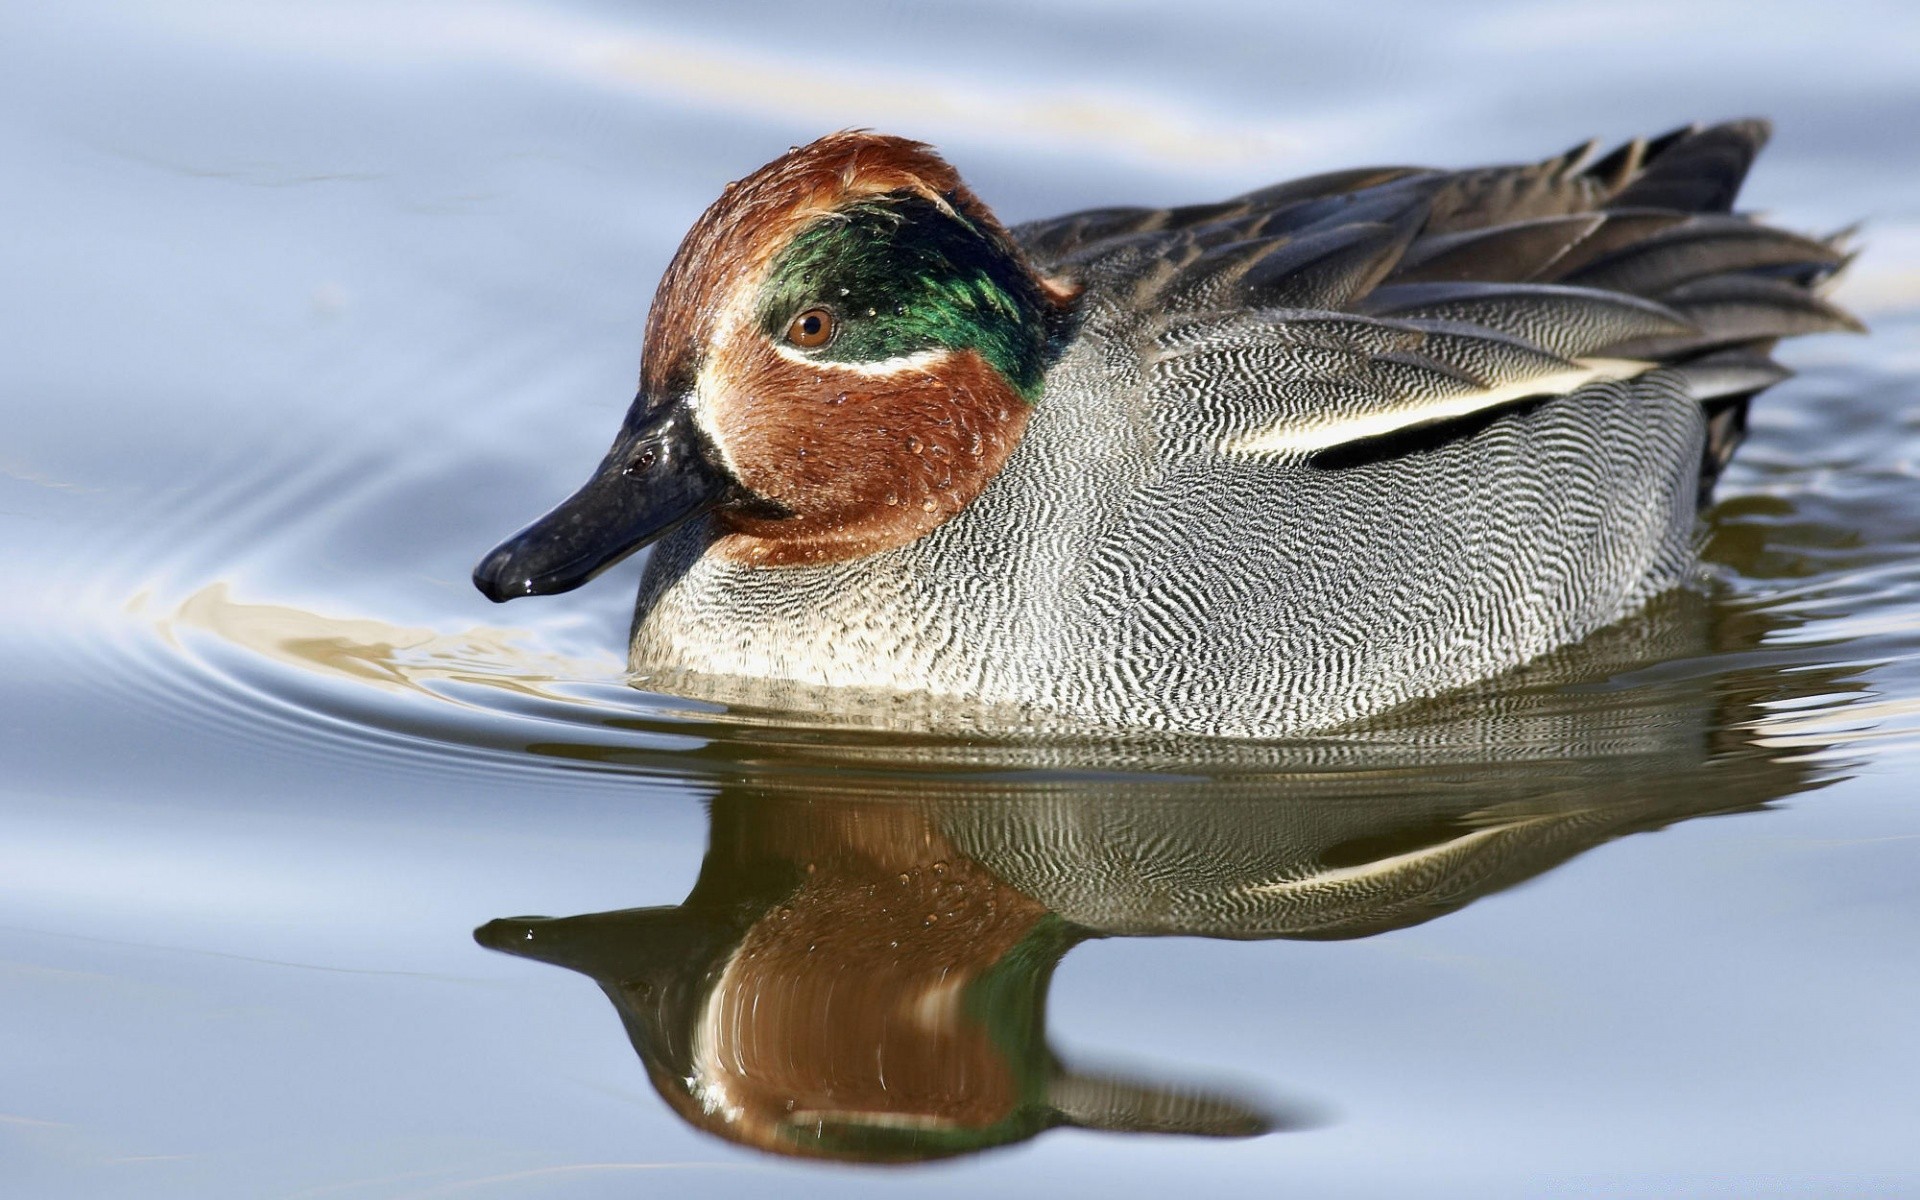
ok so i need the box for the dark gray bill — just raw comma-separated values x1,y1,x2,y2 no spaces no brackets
473,402,727,602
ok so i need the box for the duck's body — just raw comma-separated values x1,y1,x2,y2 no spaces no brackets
631,306,1704,737
477,123,1856,737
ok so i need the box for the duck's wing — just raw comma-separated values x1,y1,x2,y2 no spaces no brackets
1018,121,1859,486
1014,164,1436,268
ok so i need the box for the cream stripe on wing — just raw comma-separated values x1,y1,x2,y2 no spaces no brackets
1222,357,1654,456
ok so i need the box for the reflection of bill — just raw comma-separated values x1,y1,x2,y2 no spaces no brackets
481,797,1281,1163
476,593,1856,1163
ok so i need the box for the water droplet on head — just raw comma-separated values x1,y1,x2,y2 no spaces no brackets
921,498,937,513
884,491,899,506
905,435,922,455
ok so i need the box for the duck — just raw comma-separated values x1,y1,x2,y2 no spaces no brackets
473,121,1859,738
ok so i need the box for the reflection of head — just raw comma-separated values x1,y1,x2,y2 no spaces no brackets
478,589,1855,1163
478,800,1273,1161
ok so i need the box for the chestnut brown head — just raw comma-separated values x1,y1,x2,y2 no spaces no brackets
475,132,1076,600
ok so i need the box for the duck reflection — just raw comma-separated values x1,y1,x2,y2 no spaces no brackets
479,795,1278,1161
477,592,1857,1163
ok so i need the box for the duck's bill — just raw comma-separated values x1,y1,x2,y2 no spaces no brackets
473,907,730,977
472,403,728,602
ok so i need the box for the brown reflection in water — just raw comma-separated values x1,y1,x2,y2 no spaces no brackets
698,806,1047,1141
478,580,1862,1164
478,795,1276,1162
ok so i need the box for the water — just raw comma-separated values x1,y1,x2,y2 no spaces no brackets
6,1,1920,1195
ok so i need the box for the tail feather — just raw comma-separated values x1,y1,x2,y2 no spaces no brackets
1602,119,1771,213
1605,275,1864,357
1557,216,1842,296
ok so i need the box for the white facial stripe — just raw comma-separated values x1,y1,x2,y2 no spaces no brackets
687,951,749,1123
1223,358,1655,456
686,365,743,480
787,1109,959,1132
769,344,954,375
683,273,765,480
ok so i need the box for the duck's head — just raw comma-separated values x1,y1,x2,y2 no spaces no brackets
474,131,1077,599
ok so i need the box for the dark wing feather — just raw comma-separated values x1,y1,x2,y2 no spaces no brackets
1603,119,1770,213
1557,217,1845,295
1358,282,1696,359
1419,142,1609,233
1016,166,1431,268
1530,209,1690,278
1016,206,1165,263
1609,275,1866,358
1389,214,1606,283
1019,119,1860,479
1234,218,1421,309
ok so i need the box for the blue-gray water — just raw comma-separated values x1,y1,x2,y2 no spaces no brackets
6,1,1920,1196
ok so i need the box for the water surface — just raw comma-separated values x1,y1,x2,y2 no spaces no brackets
6,1,1920,1196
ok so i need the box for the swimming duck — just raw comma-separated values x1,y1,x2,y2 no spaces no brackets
474,121,1857,737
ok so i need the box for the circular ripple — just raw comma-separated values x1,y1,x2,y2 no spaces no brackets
37,330,1920,797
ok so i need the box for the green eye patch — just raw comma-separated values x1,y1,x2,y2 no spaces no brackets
757,193,1061,401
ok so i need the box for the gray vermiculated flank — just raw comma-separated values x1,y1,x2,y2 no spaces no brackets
628,122,1855,738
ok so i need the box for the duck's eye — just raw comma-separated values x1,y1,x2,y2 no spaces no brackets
785,307,835,349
